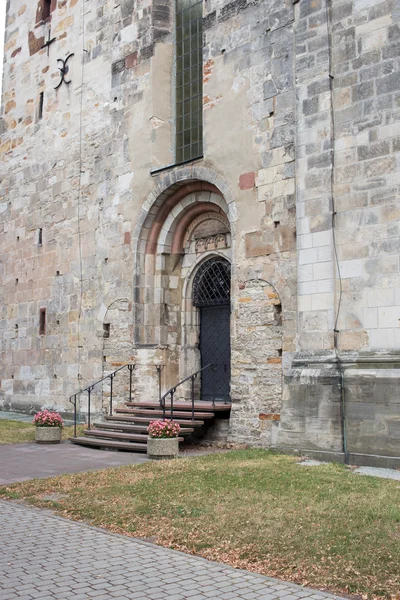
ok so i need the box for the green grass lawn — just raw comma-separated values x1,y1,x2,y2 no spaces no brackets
0,419,83,444
0,449,399,598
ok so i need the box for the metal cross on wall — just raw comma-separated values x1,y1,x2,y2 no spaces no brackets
41,29,56,56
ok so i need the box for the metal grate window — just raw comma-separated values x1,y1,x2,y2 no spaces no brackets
176,0,203,163
193,258,231,307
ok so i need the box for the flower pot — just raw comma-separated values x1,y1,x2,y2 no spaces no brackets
35,426,62,444
147,437,179,460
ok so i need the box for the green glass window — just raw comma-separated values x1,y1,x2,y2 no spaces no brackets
176,0,203,163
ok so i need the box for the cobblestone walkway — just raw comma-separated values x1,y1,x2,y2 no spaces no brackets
0,500,345,600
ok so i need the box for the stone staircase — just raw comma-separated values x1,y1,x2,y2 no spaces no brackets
70,401,231,452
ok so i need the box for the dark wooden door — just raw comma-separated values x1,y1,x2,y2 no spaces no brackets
200,304,231,402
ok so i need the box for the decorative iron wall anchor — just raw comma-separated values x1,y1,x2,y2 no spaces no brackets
54,53,74,90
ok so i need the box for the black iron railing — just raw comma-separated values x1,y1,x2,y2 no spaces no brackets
159,363,229,421
69,363,135,437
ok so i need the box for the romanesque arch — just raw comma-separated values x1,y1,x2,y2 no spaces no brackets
132,168,236,399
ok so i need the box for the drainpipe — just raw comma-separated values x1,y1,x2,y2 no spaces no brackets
335,345,349,465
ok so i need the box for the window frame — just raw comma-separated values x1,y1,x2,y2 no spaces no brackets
175,0,203,164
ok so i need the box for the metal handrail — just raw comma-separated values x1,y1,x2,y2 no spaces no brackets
69,363,135,437
69,361,229,435
159,363,224,421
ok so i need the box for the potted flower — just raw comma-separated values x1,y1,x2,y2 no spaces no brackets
147,420,181,459
33,410,64,444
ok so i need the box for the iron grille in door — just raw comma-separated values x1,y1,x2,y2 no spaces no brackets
193,257,231,307
193,258,231,402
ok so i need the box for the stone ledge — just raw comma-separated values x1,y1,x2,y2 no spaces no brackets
276,446,400,469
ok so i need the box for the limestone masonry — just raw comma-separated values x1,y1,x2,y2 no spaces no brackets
1,0,399,465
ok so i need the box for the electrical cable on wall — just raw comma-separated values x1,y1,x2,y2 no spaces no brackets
325,0,348,463
77,0,86,384
325,0,343,350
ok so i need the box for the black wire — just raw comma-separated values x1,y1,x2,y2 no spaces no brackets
77,0,86,381
325,0,343,346
325,0,348,463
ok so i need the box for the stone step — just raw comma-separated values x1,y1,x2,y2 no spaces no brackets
93,422,195,435
125,401,231,412
70,437,148,452
106,415,205,427
84,430,184,443
85,430,147,442
116,408,214,419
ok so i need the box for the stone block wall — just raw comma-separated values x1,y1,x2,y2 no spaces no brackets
277,0,400,462
278,357,343,453
294,0,400,355
331,0,400,353
0,0,168,413
344,362,400,460
278,355,400,465
294,0,336,353
229,280,283,445
0,0,298,418
0,0,399,463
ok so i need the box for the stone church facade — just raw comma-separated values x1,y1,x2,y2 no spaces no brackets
0,0,399,465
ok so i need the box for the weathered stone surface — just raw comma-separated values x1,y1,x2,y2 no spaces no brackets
35,426,62,444
0,0,399,461
147,436,179,459
277,358,343,453
229,280,283,446
238,172,255,190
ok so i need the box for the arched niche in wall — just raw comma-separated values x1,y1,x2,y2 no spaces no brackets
230,279,283,446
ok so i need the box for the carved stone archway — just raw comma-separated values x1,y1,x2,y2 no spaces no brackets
132,172,234,401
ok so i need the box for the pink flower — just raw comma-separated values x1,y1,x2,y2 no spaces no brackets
147,420,180,439
33,410,64,428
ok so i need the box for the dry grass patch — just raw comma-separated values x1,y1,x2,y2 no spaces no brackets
0,419,84,444
0,449,399,599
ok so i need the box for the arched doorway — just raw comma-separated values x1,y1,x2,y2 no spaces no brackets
132,173,235,402
193,257,231,402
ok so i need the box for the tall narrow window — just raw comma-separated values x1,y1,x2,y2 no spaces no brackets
39,308,46,336
38,92,44,120
176,0,203,163
42,0,51,21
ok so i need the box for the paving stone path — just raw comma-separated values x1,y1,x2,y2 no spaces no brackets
0,500,345,600
0,442,149,485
